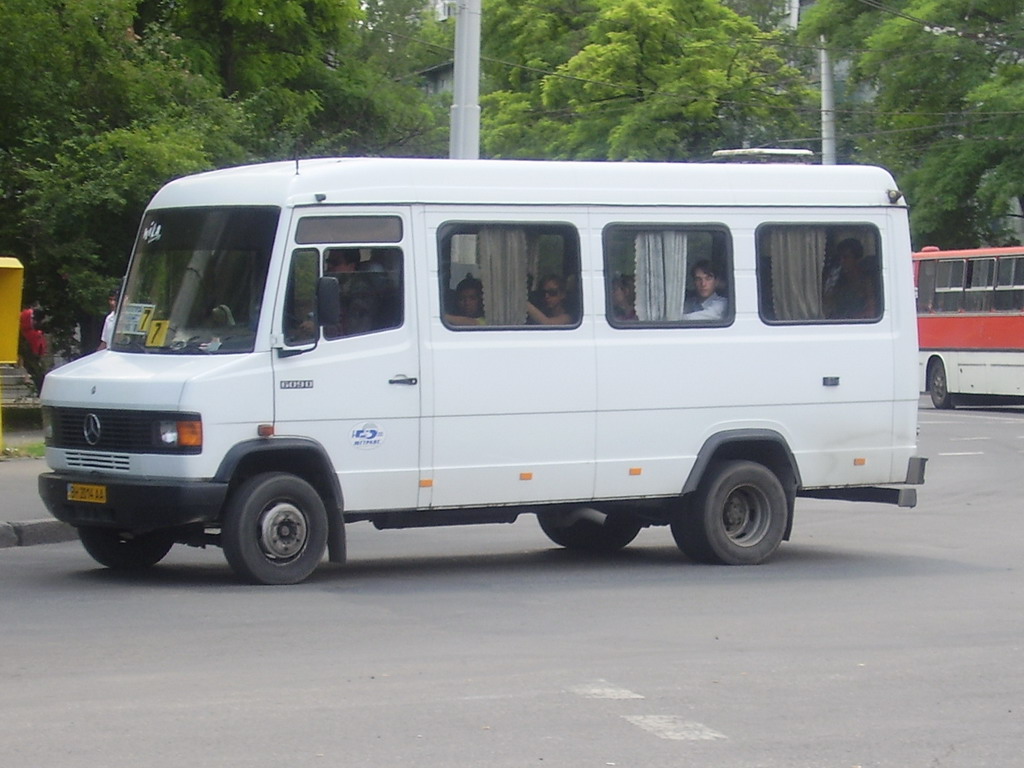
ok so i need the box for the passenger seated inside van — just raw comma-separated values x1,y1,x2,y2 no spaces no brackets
683,259,728,320
445,275,487,326
527,274,574,325
610,274,637,321
325,248,361,274
823,238,878,320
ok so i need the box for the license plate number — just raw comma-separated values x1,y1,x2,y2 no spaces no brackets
67,483,107,504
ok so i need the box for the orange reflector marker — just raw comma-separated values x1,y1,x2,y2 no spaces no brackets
853,458,866,466
520,472,533,481
257,424,275,438
629,467,642,476
178,420,203,447
419,479,433,488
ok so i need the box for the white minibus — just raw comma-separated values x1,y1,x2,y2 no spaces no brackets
38,158,926,584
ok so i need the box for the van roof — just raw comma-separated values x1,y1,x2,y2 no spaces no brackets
149,157,902,210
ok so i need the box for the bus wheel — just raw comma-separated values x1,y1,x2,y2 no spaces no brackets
537,508,642,553
928,359,954,409
671,460,787,565
78,526,175,570
222,472,328,585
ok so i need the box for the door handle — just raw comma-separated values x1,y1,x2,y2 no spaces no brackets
388,375,418,386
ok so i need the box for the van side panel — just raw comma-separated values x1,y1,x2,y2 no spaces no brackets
592,209,902,498
423,208,597,508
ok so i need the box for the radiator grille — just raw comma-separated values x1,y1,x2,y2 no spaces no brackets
65,451,132,471
47,407,200,455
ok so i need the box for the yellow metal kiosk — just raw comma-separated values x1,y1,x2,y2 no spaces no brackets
1,257,26,451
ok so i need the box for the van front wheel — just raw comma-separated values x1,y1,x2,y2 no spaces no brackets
222,472,328,585
671,461,787,565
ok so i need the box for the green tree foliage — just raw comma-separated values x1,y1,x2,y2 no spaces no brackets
1,0,249,352
1,0,448,357
138,0,448,157
480,0,814,160
800,0,1024,247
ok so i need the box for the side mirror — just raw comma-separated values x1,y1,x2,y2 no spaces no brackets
317,275,341,328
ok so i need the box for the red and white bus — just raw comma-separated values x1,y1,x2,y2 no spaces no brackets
915,245,1024,408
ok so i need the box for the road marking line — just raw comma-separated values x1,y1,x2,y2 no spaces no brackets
937,451,985,456
569,680,644,699
950,437,990,441
623,715,726,741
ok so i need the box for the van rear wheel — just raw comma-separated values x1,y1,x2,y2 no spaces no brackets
78,526,175,570
537,508,642,553
671,460,787,565
222,472,328,585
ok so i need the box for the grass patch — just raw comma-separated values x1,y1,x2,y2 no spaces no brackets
1,442,45,459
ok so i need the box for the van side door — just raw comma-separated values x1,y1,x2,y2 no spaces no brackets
271,208,422,512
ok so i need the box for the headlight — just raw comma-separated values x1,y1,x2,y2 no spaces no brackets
41,406,54,443
156,418,203,449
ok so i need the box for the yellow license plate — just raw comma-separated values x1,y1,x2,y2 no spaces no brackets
67,483,107,504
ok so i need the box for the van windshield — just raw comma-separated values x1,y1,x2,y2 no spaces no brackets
111,207,280,354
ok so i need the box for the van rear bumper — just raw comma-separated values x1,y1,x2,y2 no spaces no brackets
38,472,227,533
796,456,927,508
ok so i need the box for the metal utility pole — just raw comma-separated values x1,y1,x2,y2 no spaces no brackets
449,0,481,160
820,39,837,165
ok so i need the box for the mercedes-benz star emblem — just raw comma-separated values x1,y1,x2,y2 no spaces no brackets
83,413,102,446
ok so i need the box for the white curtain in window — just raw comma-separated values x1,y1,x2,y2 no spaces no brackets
768,228,826,320
635,231,688,321
479,227,528,325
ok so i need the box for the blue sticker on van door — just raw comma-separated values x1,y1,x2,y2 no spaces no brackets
352,423,385,449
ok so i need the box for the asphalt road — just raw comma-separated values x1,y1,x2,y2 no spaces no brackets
1,400,1022,767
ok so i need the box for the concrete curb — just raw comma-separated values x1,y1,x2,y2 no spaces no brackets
0,519,78,549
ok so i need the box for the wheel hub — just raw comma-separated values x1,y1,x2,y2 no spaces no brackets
258,502,308,560
722,488,769,546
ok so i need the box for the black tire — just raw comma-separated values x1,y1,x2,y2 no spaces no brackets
537,508,642,553
671,460,787,565
78,526,175,570
928,359,954,409
221,472,328,585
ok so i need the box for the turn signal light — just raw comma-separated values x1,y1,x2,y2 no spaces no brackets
157,418,203,448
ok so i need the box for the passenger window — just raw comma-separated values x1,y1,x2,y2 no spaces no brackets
438,223,581,329
603,226,732,326
757,225,882,323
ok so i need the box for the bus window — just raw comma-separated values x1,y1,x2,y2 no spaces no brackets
964,258,995,312
934,260,965,312
917,260,937,313
995,256,1024,311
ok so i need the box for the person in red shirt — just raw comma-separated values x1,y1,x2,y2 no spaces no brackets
18,306,48,393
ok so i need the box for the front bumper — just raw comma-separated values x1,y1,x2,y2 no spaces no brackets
38,472,227,533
